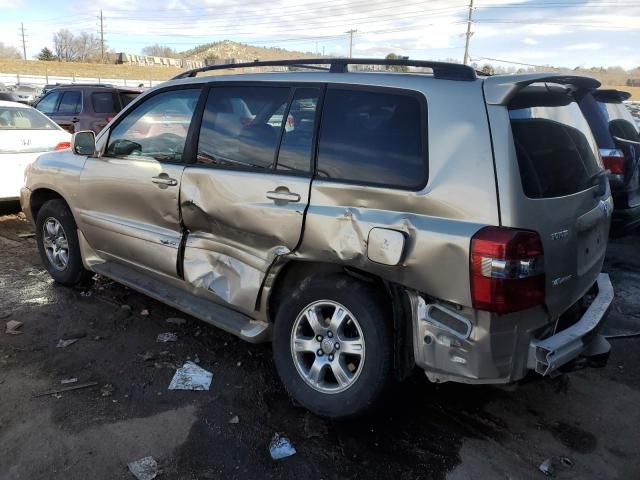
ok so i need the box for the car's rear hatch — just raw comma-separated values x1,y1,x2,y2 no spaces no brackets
592,90,640,209
484,75,611,318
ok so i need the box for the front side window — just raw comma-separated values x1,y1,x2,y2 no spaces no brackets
510,88,602,199
35,91,61,115
105,88,200,162
57,91,82,114
196,86,290,169
316,88,427,189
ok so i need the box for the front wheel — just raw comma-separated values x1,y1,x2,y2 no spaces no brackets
35,199,90,285
272,273,392,418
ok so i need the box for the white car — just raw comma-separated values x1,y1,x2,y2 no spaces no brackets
0,100,71,201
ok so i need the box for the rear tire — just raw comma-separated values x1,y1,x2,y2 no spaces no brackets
35,199,90,285
272,273,392,418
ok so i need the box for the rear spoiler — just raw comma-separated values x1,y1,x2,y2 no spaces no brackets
592,89,632,103
483,73,601,105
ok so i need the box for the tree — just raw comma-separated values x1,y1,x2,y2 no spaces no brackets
53,29,76,61
480,63,495,75
37,47,56,61
73,32,101,63
385,53,409,72
141,44,178,58
0,42,21,59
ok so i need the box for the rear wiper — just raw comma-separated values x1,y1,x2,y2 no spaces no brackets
588,168,609,197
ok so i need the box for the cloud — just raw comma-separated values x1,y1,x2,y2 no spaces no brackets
523,37,538,45
565,42,606,50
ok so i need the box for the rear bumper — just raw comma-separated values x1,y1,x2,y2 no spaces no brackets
527,273,613,375
410,273,613,384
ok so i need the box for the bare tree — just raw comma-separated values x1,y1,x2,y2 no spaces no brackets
0,42,21,59
141,44,179,58
53,29,76,61
74,32,102,62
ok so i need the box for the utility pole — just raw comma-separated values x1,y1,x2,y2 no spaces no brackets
346,29,357,58
20,23,26,60
99,10,104,63
463,0,474,65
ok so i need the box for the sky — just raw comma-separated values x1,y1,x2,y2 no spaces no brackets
0,0,639,69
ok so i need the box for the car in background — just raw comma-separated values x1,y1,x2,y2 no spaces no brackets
579,89,640,234
0,100,70,201
0,92,18,102
33,84,142,134
11,84,43,105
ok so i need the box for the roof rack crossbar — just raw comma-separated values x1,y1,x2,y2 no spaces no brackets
171,58,476,81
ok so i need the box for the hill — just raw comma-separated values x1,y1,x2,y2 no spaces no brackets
181,40,320,62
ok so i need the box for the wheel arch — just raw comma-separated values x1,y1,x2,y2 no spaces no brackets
30,188,70,221
266,260,415,381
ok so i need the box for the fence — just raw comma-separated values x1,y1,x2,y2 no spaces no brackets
0,72,166,88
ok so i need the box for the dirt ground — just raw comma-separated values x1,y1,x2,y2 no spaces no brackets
1,201,639,480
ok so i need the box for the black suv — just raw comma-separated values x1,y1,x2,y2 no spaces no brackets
33,84,141,135
580,89,640,234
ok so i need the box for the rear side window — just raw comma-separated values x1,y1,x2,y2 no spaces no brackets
196,86,291,169
317,87,427,189
57,91,82,114
35,91,61,115
119,92,139,110
92,92,116,114
509,89,601,199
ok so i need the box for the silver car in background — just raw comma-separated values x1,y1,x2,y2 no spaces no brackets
20,59,614,418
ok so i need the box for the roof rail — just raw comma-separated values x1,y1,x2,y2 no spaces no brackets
171,58,477,82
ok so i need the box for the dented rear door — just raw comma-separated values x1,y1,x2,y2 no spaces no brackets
180,84,321,313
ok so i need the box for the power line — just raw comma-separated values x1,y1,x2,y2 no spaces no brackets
20,22,27,60
463,0,474,65
346,29,357,58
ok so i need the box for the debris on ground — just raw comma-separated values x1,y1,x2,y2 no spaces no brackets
127,456,158,480
17,232,35,238
138,350,169,362
269,433,296,460
60,378,78,384
538,456,574,476
56,338,79,348
121,304,132,311
229,415,239,424
140,309,149,316
166,317,186,326
157,332,178,343
168,362,212,391
80,291,92,297
33,381,99,398
236,361,242,367
5,320,23,335
100,384,115,397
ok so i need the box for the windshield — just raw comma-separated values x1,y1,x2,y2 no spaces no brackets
0,107,59,130
509,87,602,199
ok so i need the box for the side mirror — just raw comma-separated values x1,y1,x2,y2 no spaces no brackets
71,131,96,156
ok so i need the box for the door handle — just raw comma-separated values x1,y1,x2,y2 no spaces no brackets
266,189,300,203
152,175,178,186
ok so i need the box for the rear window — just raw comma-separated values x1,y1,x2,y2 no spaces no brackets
92,92,116,114
317,87,427,189
596,100,640,142
509,88,602,199
0,107,59,130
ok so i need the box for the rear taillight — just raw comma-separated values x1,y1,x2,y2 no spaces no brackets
54,141,71,151
599,148,625,175
470,226,545,313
